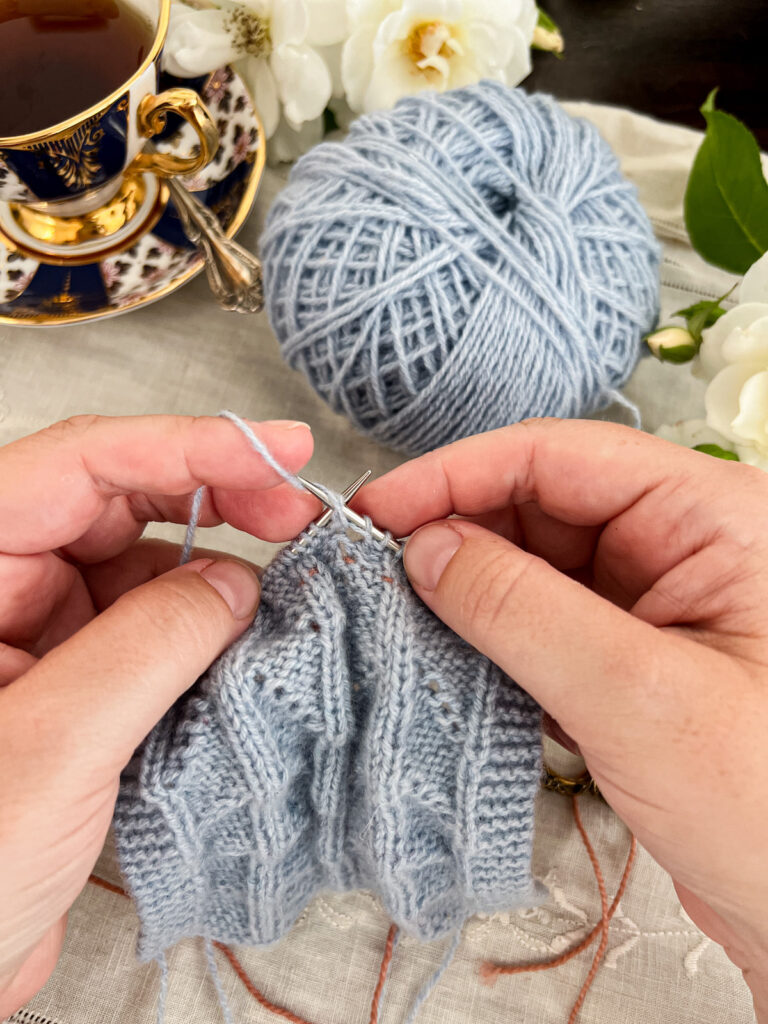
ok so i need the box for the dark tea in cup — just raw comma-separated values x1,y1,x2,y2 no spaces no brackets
0,0,154,138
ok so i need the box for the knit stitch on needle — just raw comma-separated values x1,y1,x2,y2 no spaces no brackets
115,511,543,962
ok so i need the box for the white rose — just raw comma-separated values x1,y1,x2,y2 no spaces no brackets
696,252,768,469
164,0,346,143
341,0,537,114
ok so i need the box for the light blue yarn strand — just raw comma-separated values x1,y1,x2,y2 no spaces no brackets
261,81,660,456
205,940,235,1024
402,930,463,1024
606,387,642,429
218,409,304,490
180,410,306,564
155,953,168,1024
181,485,205,565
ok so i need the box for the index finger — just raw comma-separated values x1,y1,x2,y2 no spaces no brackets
0,414,315,554
355,418,729,535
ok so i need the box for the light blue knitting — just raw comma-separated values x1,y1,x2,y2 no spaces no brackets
115,512,543,961
261,81,660,455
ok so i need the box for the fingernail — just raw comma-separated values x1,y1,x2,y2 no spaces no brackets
404,523,463,592
270,419,311,431
200,560,261,619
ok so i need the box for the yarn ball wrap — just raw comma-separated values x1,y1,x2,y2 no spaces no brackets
262,82,660,455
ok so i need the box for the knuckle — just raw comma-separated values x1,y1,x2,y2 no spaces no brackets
41,413,103,443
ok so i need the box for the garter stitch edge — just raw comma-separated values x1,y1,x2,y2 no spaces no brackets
115,516,543,961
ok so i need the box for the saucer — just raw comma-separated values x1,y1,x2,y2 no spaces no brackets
0,66,265,327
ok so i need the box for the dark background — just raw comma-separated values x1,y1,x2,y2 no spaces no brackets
527,0,768,148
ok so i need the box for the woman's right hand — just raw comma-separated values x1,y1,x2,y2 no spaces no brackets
360,418,768,1018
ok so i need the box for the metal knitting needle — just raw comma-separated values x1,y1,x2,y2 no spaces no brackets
316,469,371,529
295,469,371,548
297,475,402,553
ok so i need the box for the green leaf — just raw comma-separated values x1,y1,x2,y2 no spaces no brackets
537,6,559,32
673,285,735,342
684,90,768,273
655,343,700,363
693,443,740,461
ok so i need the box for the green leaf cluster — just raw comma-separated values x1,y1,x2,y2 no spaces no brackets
674,296,727,342
685,91,768,273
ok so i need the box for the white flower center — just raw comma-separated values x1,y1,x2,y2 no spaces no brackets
225,7,271,57
404,21,463,81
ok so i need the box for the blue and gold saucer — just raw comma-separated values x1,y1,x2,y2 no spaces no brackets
0,67,265,327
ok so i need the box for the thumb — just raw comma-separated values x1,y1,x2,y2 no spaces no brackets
3,558,260,777
403,520,676,747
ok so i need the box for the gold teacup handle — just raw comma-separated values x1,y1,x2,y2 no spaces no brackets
132,88,219,177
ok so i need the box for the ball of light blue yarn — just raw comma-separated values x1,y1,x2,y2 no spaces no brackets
261,81,660,455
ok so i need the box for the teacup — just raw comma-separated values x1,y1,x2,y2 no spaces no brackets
0,0,218,243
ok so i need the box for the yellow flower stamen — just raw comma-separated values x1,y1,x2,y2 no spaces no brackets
404,21,461,80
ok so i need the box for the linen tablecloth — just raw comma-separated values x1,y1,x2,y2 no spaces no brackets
0,101,756,1024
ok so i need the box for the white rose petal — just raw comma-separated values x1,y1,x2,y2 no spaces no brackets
371,9,415,62
364,46,425,110
317,42,345,96
341,25,381,111
475,0,525,30
305,0,348,46
239,55,281,137
271,0,310,48
271,43,333,126
241,0,271,20
730,369,768,450
698,302,768,380
347,0,399,29
164,6,239,76
740,250,768,305
733,443,768,470
517,0,538,40
502,25,532,84
461,20,516,73
704,361,764,444
720,316,768,366
398,0,463,24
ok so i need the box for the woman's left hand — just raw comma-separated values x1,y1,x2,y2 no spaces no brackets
0,414,317,1018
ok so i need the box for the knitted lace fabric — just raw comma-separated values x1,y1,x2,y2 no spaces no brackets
115,518,543,962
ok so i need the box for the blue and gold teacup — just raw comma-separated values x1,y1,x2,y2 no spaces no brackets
0,0,218,248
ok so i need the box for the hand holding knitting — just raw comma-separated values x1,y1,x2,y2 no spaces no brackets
360,419,768,1018
0,414,315,1019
